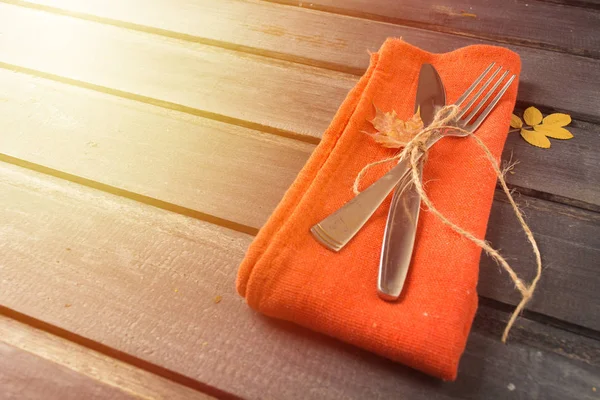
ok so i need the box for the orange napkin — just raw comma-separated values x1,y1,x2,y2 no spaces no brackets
237,39,521,380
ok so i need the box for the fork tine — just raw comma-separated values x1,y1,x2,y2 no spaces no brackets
467,74,516,132
462,70,510,123
455,62,496,107
456,66,502,119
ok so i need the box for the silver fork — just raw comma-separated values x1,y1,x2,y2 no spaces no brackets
311,62,516,252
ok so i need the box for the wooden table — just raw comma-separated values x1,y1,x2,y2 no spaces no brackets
1,1,599,399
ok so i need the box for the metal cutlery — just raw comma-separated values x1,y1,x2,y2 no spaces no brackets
377,64,446,301
311,62,516,254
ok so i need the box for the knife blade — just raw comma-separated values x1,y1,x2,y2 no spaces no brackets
377,64,446,301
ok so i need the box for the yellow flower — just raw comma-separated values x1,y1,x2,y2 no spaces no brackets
511,106,573,149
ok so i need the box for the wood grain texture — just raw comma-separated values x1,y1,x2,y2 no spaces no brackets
2,162,600,400
0,2,356,139
481,192,600,329
0,69,313,229
0,17,598,212
0,1,597,399
0,343,134,400
268,0,600,58
0,315,213,400
3,69,597,222
5,0,600,122
1,68,599,329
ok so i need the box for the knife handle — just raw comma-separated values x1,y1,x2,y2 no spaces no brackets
377,159,423,301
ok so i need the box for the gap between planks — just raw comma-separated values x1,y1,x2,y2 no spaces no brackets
1,0,596,332
0,154,260,236
1,0,599,124
11,0,600,63
479,297,600,343
0,61,320,146
2,161,600,400
0,0,365,76
4,0,593,213
1,59,598,216
0,2,596,396
263,0,600,59
2,292,598,400
539,0,600,11
0,312,219,400
499,183,600,214
1,59,600,330
2,107,600,333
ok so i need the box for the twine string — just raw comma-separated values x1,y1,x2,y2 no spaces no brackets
354,105,542,342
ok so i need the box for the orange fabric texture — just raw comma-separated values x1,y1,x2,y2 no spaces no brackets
237,39,521,380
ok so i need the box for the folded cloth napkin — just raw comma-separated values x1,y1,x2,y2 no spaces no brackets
237,39,521,380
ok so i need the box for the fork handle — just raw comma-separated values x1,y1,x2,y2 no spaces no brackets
311,133,443,251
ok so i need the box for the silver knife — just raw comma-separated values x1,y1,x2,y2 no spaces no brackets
377,64,446,301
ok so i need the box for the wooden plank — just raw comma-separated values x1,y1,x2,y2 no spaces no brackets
0,161,255,395
0,26,599,214
0,2,356,139
268,0,600,58
463,304,600,400
2,69,600,329
5,0,600,122
0,165,599,399
0,343,135,400
481,192,600,329
0,315,214,400
3,70,596,225
0,69,313,230
1,162,600,400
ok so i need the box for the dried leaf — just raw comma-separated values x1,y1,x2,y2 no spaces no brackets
403,109,424,136
542,113,571,127
534,124,574,139
523,106,543,126
510,114,523,129
370,107,400,135
520,129,551,148
368,134,407,148
369,107,423,148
